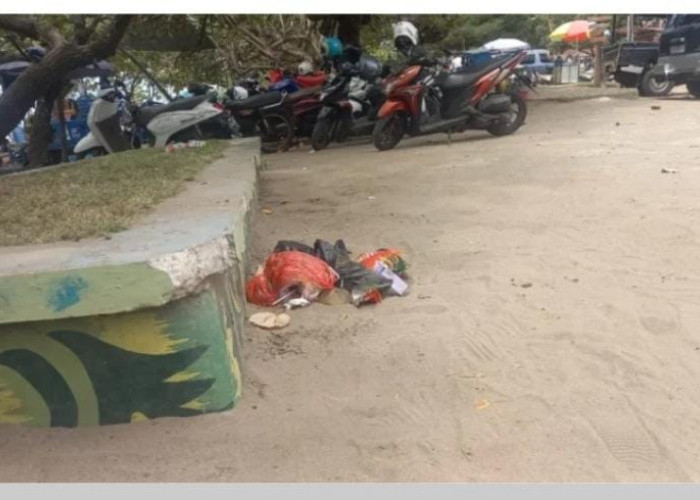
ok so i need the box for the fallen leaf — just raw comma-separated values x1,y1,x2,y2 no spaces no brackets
475,399,491,411
262,208,273,215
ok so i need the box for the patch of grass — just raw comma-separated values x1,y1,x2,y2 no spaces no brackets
0,140,228,247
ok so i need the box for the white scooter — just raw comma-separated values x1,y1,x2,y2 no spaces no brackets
74,81,226,156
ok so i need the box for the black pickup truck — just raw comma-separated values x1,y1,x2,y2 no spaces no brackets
650,15,700,97
603,41,673,96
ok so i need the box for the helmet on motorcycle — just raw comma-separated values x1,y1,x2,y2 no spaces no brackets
226,85,249,101
298,60,313,75
343,44,363,65
358,55,383,81
393,21,419,52
323,36,343,58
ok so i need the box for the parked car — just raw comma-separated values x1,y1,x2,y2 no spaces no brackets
603,41,672,96
520,49,554,75
651,15,700,97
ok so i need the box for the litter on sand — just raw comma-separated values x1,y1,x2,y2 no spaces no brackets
165,140,206,153
248,312,291,330
475,399,491,411
246,239,410,309
661,168,678,174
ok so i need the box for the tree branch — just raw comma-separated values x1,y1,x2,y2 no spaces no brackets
0,15,40,40
71,15,89,44
87,15,133,59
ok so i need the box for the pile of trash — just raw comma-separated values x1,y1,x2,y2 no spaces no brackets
164,140,207,153
246,239,409,309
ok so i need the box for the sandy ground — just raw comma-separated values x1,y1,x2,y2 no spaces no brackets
3,87,700,482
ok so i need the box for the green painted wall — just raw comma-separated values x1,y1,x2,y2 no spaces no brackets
0,263,176,325
0,273,243,428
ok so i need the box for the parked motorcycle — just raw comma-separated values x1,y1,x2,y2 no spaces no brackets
310,57,385,151
225,77,323,154
225,90,290,153
372,51,528,151
75,80,228,157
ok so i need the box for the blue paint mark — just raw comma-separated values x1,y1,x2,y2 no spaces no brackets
48,276,88,312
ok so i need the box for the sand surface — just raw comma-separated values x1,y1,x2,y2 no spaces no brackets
2,88,700,481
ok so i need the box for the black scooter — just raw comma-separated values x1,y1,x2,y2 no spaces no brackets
310,63,387,151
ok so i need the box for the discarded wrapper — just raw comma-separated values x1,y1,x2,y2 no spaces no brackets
249,312,291,330
374,261,409,296
284,298,312,310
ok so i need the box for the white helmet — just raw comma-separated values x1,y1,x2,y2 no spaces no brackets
232,85,248,101
393,21,419,47
298,61,313,76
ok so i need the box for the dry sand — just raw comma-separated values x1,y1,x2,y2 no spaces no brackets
2,89,700,481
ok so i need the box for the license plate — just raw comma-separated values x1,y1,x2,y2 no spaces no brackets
670,44,685,55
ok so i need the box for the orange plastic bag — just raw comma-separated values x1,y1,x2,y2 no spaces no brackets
357,249,407,276
246,251,338,307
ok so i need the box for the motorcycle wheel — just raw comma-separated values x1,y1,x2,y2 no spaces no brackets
258,113,293,154
311,117,335,151
487,93,527,137
372,113,406,151
334,116,353,143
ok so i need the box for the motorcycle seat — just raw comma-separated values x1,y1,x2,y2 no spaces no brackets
136,93,212,126
437,55,512,90
228,91,283,111
284,86,322,103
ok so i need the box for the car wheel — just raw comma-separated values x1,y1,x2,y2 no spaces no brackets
639,68,673,97
687,80,700,98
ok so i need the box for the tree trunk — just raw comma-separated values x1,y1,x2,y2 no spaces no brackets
310,15,369,46
335,15,369,46
593,43,603,87
27,96,54,166
56,92,69,163
0,15,132,142
0,43,87,140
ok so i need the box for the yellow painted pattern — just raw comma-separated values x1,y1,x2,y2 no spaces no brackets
82,312,187,355
0,331,99,426
0,365,50,426
165,371,201,383
0,386,29,424
130,411,149,422
181,398,207,411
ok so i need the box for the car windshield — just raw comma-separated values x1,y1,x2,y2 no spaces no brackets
668,15,700,28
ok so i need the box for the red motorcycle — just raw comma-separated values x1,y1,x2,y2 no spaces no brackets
372,51,529,151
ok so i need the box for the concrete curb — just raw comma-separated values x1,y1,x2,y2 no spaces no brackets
0,138,260,427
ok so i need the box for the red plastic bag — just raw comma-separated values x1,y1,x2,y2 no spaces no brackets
245,273,276,307
246,251,338,307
